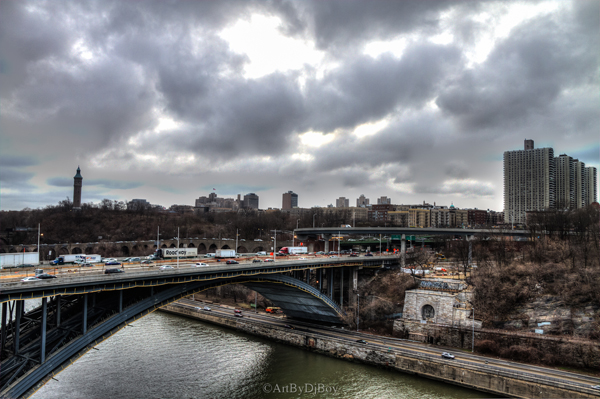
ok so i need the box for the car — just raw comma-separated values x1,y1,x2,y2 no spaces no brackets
105,261,121,266
124,257,141,262
298,257,307,260
194,262,209,267
256,251,267,256
234,313,243,317
356,339,367,344
316,251,325,255
141,260,153,264
591,385,600,390
16,264,35,268
284,325,294,329
226,260,239,264
254,239,263,241
102,258,117,263
105,268,124,274
234,309,243,313
79,262,93,267
264,259,274,262
441,352,455,359
364,253,373,257
36,274,57,279
21,277,41,282
252,259,263,263
159,265,174,270
329,255,338,258
203,306,211,311
349,253,359,257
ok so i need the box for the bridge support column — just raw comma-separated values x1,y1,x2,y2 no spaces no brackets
323,234,331,253
328,269,333,299
1,302,6,356
318,269,322,292
41,297,47,363
468,235,473,266
348,267,357,308
339,267,344,306
83,294,88,334
401,234,406,268
306,269,310,285
119,290,123,313
56,296,61,327
14,300,22,355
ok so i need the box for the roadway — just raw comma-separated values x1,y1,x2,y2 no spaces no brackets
174,298,600,394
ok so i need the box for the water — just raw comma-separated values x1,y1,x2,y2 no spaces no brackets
30,311,488,399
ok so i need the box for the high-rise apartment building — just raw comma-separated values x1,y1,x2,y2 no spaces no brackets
555,154,575,209
356,194,369,207
336,197,349,207
585,167,598,205
503,140,555,224
574,160,586,209
377,196,391,205
282,191,298,210
243,193,259,209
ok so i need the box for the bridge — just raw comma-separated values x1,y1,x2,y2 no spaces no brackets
0,256,396,398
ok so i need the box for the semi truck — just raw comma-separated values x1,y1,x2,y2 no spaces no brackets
51,254,89,265
215,249,236,258
0,252,40,268
74,254,102,264
278,247,308,255
152,248,198,259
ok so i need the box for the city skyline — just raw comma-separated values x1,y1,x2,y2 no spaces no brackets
1,1,598,212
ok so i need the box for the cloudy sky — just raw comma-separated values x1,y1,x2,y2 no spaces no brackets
1,0,598,212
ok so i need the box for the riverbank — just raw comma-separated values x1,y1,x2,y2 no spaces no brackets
161,301,600,399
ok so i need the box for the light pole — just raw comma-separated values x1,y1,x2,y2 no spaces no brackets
235,228,239,257
37,223,41,264
271,230,277,262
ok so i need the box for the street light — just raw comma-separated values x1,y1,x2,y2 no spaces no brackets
271,230,277,262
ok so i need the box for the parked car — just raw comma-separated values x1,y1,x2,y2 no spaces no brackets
105,268,124,274
226,260,239,265
159,265,174,270
203,306,211,311
105,261,121,266
36,274,57,279
194,262,209,267
441,352,455,359
21,277,41,282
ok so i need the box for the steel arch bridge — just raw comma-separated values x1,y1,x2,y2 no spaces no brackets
0,265,359,398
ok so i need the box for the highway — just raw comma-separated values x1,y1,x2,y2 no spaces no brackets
174,298,600,394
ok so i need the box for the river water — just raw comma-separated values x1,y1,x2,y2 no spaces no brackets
29,310,488,399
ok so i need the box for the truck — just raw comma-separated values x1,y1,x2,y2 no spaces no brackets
154,248,198,259
51,254,88,265
74,254,102,264
340,224,352,228
0,252,40,269
278,247,308,255
215,249,236,258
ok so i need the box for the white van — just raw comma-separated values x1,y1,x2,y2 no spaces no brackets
256,251,267,256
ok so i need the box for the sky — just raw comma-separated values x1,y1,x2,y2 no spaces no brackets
1,0,598,212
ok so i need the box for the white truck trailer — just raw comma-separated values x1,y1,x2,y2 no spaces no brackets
0,252,40,268
215,249,236,258
51,254,89,265
160,248,198,259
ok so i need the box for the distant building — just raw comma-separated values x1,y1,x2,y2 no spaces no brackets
243,193,259,209
282,191,298,210
368,204,394,222
356,194,369,207
336,197,349,208
73,166,82,210
127,199,151,211
169,204,194,214
377,196,391,205
585,167,598,205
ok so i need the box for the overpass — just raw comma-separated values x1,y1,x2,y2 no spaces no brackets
0,256,395,398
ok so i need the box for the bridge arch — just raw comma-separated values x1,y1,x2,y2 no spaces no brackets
72,247,83,254
187,243,195,248
237,246,248,253
120,246,130,256
208,244,217,252
221,244,231,250
59,247,69,255
252,246,264,252
197,243,207,254
0,271,344,397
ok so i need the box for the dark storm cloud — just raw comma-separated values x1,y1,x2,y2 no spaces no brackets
436,11,598,132
293,1,453,51
0,155,37,168
0,169,35,188
305,44,462,133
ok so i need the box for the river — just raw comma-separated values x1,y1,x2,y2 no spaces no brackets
29,310,487,399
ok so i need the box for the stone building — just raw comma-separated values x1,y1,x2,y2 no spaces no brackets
73,166,82,210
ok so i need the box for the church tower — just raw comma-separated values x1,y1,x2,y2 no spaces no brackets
73,166,83,209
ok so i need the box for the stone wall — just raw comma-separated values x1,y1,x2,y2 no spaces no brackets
402,289,478,327
161,303,600,398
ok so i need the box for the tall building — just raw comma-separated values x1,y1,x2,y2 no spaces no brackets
243,193,259,209
377,196,391,205
585,167,598,205
336,197,349,208
73,166,83,210
282,191,298,210
555,154,575,209
503,140,555,224
573,160,586,209
356,194,369,207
